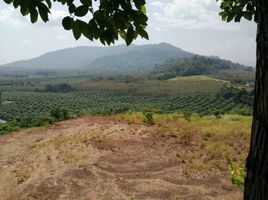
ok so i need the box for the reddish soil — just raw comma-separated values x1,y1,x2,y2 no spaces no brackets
0,116,242,200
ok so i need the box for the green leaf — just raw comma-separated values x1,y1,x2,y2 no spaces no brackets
139,5,146,14
103,29,114,45
137,27,149,39
234,13,242,22
30,8,38,23
81,0,92,7
20,0,30,16
72,20,82,40
88,19,100,39
45,0,52,8
133,13,148,25
243,12,253,21
126,27,134,46
133,0,146,9
79,20,93,40
68,3,76,14
13,0,20,8
226,12,235,22
75,5,88,17
119,30,126,40
246,3,254,12
3,0,13,4
38,3,49,22
62,16,73,30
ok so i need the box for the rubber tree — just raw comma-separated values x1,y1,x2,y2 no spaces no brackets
219,0,267,199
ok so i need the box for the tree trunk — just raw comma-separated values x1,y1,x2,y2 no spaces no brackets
244,0,268,199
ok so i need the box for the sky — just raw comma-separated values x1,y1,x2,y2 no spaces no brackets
0,0,257,66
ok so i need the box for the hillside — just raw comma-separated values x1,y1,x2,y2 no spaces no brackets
87,43,193,72
0,43,193,75
0,43,254,81
153,55,255,82
0,114,250,200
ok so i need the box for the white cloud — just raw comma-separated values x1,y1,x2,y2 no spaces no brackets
150,0,237,30
0,6,68,28
57,34,68,40
0,7,27,27
22,38,35,45
40,9,68,26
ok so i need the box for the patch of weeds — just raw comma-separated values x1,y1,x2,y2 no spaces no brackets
143,112,155,125
60,148,89,164
183,112,192,122
14,164,31,184
179,129,193,146
204,142,230,159
129,197,139,200
226,157,246,186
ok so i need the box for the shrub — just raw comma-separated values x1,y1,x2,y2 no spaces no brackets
213,109,224,119
45,83,75,93
50,107,69,121
226,157,246,186
143,112,154,125
30,115,55,127
232,107,252,116
183,112,192,122
0,121,20,135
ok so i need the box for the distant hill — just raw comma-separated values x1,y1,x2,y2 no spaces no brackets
152,55,255,82
0,43,193,75
86,43,193,72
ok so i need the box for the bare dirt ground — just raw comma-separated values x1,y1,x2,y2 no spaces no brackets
0,116,242,200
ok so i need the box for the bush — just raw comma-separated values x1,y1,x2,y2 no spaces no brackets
226,157,246,186
0,121,20,135
143,112,154,125
183,112,192,122
213,109,224,119
232,107,252,116
45,83,75,93
30,115,55,127
50,107,69,121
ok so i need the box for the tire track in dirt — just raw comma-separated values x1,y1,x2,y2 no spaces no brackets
0,116,242,200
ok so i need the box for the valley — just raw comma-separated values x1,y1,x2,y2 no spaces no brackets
0,43,254,199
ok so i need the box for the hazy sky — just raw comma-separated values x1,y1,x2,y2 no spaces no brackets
0,0,257,66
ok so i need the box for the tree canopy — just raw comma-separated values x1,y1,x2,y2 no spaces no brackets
217,0,256,22
2,0,256,45
3,0,149,45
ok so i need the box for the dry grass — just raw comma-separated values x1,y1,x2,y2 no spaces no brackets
114,112,251,170
0,115,250,200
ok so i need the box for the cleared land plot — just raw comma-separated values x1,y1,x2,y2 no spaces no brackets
0,114,250,200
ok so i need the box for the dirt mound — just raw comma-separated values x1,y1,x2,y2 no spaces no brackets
0,116,242,200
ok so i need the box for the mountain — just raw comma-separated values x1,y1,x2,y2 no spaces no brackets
86,43,193,72
152,55,255,82
0,43,193,75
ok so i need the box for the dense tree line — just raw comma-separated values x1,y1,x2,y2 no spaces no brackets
0,106,69,135
153,55,254,81
217,87,254,107
44,83,75,93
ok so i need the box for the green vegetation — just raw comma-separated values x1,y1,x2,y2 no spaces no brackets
44,83,75,93
168,75,228,82
0,106,69,135
0,91,251,122
114,112,251,171
0,73,253,136
2,0,149,46
226,157,246,186
143,112,154,125
50,107,69,121
153,55,255,82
